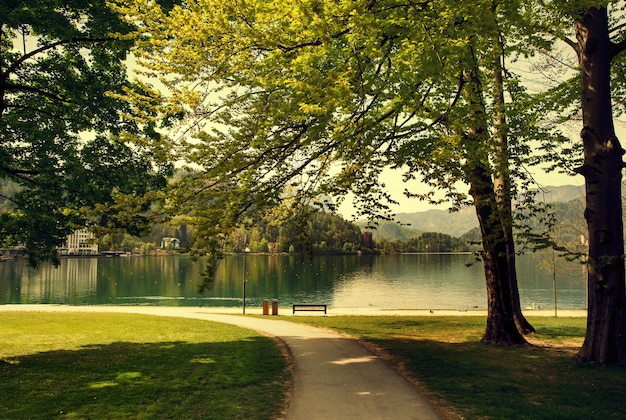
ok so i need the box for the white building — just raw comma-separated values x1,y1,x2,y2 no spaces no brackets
161,237,181,249
59,229,99,255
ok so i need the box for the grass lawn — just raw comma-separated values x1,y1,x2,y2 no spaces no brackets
289,315,626,419
0,312,290,419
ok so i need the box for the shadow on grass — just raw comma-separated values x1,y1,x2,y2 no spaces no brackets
373,337,626,419
0,339,288,419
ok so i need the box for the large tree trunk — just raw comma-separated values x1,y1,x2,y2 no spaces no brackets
573,7,626,364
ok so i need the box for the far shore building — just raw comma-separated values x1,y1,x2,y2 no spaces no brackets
0,246,23,260
59,229,99,256
161,237,181,250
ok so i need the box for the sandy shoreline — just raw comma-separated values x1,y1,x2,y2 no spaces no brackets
0,304,587,317
320,308,586,317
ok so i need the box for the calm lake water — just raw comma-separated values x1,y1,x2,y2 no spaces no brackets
0,253,587,310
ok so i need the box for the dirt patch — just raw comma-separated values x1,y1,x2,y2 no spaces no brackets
525,336,583,358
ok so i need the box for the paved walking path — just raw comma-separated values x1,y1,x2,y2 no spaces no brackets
2,305,440,419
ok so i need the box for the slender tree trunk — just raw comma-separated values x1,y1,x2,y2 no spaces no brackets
469,165,528,345
491,50,535,335
464,53,527,345
573,7,626,364
493,162,535,335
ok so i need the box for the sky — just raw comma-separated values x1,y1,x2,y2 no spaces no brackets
335,119,626,219
336,166,584,220
336,120,626,219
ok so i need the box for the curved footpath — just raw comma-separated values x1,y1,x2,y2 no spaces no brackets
2,305,441,420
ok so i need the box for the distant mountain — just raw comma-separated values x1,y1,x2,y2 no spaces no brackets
393,207,477,238
359,185,584,240
358,220,422,241
533,185,584,203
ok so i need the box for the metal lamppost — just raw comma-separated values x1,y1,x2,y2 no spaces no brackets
243,235,247,314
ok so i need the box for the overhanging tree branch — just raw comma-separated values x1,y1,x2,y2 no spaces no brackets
4,82,77,106
1,36,117,81
5,103,87,125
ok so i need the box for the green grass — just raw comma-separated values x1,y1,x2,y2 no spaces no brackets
4,312,623,419
0,312,290,419
288,315,626,419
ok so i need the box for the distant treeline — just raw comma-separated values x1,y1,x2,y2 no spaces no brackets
223,211,364,254
376,231,481,254
93,198,589,256
101,209,484,255
101,210,364,254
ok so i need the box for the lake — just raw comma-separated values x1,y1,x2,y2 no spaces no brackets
0,253,587,310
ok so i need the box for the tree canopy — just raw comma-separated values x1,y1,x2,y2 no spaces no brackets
118,0,554,234
0,0,172,264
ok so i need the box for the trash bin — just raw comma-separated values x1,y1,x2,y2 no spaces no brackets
262,300,269,315
272,300,279,316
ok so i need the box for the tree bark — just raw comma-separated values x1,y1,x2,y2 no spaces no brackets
463,54,528,346
573,7,626,364
470,165,528,346
491,49,535,335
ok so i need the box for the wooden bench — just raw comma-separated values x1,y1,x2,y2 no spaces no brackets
292,304,327,314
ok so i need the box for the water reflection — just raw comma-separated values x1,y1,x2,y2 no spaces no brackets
333,254,487,309
0,253,587,310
